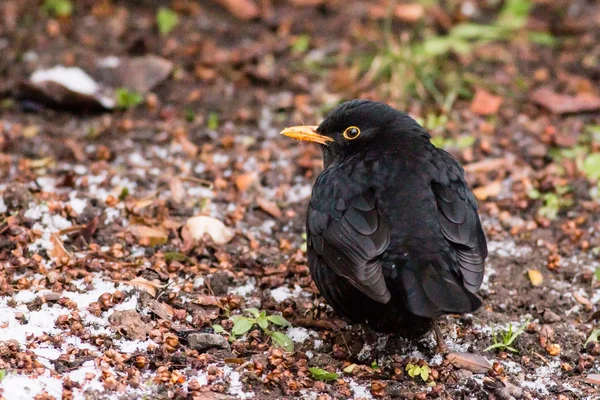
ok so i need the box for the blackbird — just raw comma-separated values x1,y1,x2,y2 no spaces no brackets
280,100,487,349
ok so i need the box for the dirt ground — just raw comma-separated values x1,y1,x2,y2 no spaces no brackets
1,0,600,399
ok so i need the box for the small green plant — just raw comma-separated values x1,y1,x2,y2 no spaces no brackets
156,7,179,35
207,112,219,130
292,35,311,54
406,363,431,382
0,369,5,382
309,367,339,381
585,328,600,347
431,135,475,151
582,153,600,182
43,0,73,17
485,318,531,353
224,308,294,351
115,88,143,110
528,186,573,220
300,232,307,253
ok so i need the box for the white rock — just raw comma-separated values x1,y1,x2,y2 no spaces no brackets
184,216,234,245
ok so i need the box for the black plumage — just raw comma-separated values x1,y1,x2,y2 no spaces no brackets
281,100,488,342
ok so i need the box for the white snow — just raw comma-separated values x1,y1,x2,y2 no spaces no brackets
286,327,313,343
348,378,374,399
270,285,308,303
0,197,6,213
229,279,256,298
0,371,63,400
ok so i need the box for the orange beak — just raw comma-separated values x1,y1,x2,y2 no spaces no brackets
280,125,333,145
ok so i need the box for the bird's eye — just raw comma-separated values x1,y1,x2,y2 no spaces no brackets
343,126,361,140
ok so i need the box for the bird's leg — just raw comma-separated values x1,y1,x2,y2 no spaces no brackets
433,318,449,354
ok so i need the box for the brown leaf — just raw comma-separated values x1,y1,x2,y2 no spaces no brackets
195,295,220,307
235,172,257,192
50,233,71,265
470,88,503,116
573,291,593,311
256,197,282,219
129,224,169,246
124,277,164,297
108,309,152,341
583,373,600,385
293,318,348,331
149,299,174,321
472,181,502,201
169,177,184,204
394,4,425,22
531,86,600,114
446,352,492,374
216,0,259,20
527,269,543,286
116,55,174,93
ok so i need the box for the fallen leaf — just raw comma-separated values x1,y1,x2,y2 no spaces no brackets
108,310,152,341
129,224,169,246
235,172,257,192
531,86,600,114
124,277,164,297
573,291,593,311
472,181,502,201
470,88,503,116
216,0,259,20
49,233,71,265
149,299,174,321
583,373,600,385
394,4,425,22
527,269,543,286
446,352,492,373
183,216,234,245
256,197,282,219
169,177,184,204
116,55,174,93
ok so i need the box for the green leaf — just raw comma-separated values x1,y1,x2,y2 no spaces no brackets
207,112,219,130
456,135,476,150
292,35,310,54
256,316,268,331
245,308,260,318
308,367,338,381
585,328,600,346
270,331,294,352
595,267,600,282
164,252,187,262
212,324,225,334
156,7,179,35
115,88,143,110
43,0,73,17
420,365,430,381
231,317,254,336
0,369,5,381
267,315,291,327
583,153,600,181
118,187,129,201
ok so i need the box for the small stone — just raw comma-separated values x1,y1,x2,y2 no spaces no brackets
187,333,230,352
542,309,561,323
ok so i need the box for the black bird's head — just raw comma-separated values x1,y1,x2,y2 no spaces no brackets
280,99,429,167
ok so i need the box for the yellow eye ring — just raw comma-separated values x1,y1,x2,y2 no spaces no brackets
343,126,361,140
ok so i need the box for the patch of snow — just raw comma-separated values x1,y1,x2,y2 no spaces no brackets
0,197,6,213
488,240,532,258
229,279,256,298
348,378,374,399
0,370,63,400
227,369,255,399
270,285,306,302
115,339,155,353
286,183,312,203
286,327,313,343
68,194,87,214
13,290,37,303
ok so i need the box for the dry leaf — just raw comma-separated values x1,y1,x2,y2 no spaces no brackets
216,0,259,20
149,299,174,321
169,177,184,204
129,224,169,246
235,172,257,192
50,233,71,265
583,373,600,385
183,216,234,245
573,291,593,311
256,197,282,219
446,352,492,373
470,88,503,116
531,86,600,114
527,269,543,286
108,309,152,341
394,4,424,22
124,276,164,297
472,181,502,201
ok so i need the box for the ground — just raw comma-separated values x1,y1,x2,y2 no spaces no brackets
1,0,600,399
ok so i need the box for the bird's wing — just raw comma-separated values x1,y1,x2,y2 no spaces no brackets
431,152,488,292
307,177,391,304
